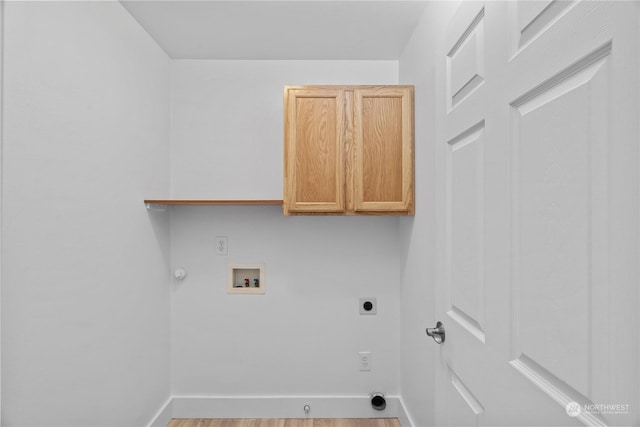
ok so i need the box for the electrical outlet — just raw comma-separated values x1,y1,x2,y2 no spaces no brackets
359,351,371,371
215,236,228,256
359,297,377,315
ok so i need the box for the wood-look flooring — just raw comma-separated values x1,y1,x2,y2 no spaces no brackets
166,419,401,427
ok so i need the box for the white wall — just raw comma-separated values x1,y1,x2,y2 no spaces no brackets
398,2,460,426
171,207,401,397
0,0,5,420
1,2,171,426
171,60,398,199
170,61,403,399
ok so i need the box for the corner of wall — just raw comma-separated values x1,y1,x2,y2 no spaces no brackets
0,0,5,421
146,397,174,427
397,2,461,426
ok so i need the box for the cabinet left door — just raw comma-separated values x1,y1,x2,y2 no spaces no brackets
284,87,346,215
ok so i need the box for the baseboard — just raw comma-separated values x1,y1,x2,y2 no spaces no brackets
147,397,173,427
395,395,414,427
146,395,413,427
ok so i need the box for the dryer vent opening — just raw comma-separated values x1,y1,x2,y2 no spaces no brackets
371,393,386,411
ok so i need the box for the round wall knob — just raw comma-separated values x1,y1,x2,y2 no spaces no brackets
174,268,187,280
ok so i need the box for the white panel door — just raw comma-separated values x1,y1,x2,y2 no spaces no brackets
434,1,639,426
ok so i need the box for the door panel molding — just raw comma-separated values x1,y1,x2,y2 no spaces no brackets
447,6,485,110
446,120,486,344
510,355,606,427
448,367,485,426
509,41,612,414
450,368,485,416
509,0,577,56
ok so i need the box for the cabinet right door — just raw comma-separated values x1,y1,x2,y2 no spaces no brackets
352,86,414,214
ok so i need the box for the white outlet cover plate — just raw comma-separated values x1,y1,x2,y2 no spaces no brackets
359,351,371,371
215,235,228,255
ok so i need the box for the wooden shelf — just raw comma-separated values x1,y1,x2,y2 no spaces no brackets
144,199,283,208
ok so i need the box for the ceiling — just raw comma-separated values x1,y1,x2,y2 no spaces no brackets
119,1,429,60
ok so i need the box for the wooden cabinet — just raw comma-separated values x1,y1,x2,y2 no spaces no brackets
284,85,414,216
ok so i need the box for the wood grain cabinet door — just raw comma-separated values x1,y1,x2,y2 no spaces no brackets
284,87,346,215
352,86,414,214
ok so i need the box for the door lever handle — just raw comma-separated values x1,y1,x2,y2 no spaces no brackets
426,321,445,344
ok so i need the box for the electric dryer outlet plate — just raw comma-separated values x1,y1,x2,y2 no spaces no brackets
359,297,377,315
